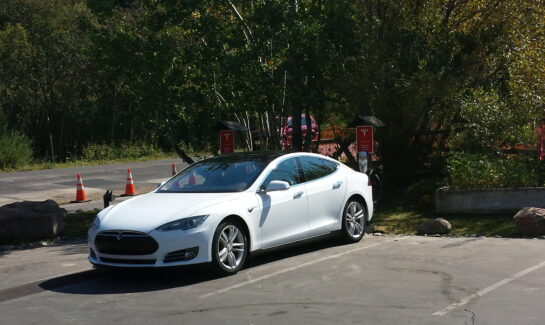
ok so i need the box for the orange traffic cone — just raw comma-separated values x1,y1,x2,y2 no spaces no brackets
188,171,197,185
122,168,136,196
171,163,177,176
72,173,90,203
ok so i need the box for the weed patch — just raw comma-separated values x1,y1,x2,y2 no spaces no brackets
373,193,519,237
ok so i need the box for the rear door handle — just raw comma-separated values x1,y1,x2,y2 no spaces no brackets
332,181,343,189
293,191,304,199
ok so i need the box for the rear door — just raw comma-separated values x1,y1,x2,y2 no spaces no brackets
299,156,346,236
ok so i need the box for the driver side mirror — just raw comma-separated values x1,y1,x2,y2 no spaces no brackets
259,180,290,193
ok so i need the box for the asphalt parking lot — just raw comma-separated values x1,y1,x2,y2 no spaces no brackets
2,235,545,324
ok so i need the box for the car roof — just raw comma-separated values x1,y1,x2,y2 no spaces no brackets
199,151,340,167
202,151,290,164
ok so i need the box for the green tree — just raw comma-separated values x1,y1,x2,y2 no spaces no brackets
0,0,96,159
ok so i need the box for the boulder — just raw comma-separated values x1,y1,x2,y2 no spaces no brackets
417,218,452,235
513,207,545,237
0,200,65,241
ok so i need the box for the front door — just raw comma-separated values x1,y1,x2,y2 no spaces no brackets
257,158,309,249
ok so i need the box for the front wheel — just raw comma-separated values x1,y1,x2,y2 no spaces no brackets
211,220,248,275
340,199,367,243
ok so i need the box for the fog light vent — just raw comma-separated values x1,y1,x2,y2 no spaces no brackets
89,248,97,259
163,247,199,263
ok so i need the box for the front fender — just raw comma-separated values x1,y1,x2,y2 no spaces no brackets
196,193,261,254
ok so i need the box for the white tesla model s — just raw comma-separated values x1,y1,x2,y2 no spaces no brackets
88,151,373,274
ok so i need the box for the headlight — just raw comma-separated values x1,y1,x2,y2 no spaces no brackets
90,216,100,230
156,215,209,232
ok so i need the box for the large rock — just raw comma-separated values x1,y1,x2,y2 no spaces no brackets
417,218,452,235
513,207,545,237
0,200,65,241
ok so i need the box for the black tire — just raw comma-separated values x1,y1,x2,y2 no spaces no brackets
211,220,248,275
340,199,367,243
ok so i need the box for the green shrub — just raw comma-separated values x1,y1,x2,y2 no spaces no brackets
82,142,161,161
406,177,446,195
82,143,116,161
117,142,157,159
447,152,541,188
0,131,33,169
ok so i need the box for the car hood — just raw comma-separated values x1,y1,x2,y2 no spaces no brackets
98,192,240,233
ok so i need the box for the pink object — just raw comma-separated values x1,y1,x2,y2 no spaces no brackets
281,114,319,148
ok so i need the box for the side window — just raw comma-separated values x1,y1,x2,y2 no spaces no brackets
262,158,301,187
321,159,338,174
300,157,338,182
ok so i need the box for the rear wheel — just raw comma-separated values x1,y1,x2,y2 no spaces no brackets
340,199,366,243
211,220,248,275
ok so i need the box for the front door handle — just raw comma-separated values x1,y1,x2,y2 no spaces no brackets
332,181,343,189
293,191,304,199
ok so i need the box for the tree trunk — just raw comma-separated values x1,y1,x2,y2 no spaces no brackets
304,107,312,151
292,110,302,151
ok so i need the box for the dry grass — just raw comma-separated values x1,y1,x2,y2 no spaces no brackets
63,210,98,238
1,152,177,172
372,194,519,237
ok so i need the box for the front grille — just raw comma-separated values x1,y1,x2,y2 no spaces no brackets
95,231,158,255
100,257,156,265
163,247,199,263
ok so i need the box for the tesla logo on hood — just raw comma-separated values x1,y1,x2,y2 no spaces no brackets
116,232,123,240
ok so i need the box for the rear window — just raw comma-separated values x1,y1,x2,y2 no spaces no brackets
287,117,314,127
299,157,338,182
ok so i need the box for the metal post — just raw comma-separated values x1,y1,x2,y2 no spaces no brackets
47,116,55,162
358,151,369,174
103,190,115,208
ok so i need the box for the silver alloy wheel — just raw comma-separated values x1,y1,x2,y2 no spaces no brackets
345,201,365,238
217,225,245,270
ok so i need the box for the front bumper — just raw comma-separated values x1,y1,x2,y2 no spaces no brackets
88,227,212,268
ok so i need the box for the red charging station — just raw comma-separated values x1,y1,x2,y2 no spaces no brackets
220,130,235,154
356,126,373,153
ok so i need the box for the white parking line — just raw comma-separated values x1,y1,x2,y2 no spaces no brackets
200,236,408,299
433,259,545,316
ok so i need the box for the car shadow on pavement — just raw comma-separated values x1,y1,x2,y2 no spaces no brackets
40,234,347,296
39,265,221,295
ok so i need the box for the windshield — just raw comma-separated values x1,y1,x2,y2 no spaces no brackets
157,156,270,193
287,117,314,127
287,117,306,127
